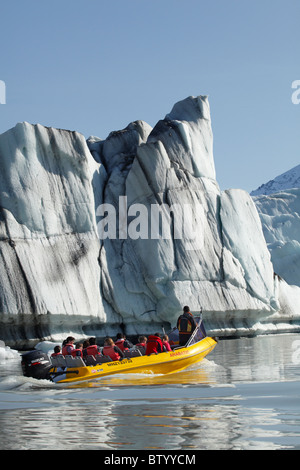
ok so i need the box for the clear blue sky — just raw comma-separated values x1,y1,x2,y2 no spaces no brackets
0,0,299,192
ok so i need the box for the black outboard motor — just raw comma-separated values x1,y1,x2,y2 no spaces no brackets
21,350,52,380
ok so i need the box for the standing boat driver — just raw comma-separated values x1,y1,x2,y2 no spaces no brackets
177,306,197,346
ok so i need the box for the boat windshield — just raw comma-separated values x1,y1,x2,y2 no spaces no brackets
190,317,207,344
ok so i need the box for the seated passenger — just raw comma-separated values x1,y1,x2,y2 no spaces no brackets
85,337,101,356
162,335,172,352
71,342,83,358
51,345,62,357
145,333,164,355
135,336,147,355
82,340,90,357
62,337,75,356
115,333,133,352
102,337,124,361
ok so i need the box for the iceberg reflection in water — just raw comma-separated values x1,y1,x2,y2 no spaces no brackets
0,334,300,450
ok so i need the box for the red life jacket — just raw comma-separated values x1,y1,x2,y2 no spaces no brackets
115,339,129,352
71,348,83,358
62,343,74,356
163,340,172,352
51,352,62,357
86,344,100,356
134,342,146,355
102,345,120,361
145,336,163,355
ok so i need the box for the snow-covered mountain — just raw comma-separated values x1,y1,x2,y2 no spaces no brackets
251,165,300,288
0,96,300,347
251,164,300,196
254,189,300,287
252,164,300,289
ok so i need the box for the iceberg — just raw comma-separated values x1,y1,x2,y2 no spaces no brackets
252,164,300,289
0,340,19,362
0,97,300,347
253,188,300,288
0,123,112,348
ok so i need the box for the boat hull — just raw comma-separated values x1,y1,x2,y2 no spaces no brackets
52,336,217,384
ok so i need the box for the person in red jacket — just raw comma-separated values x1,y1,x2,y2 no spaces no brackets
71,342,83,358
145,333,164,355
62,337,75,356
102,337,124,361
85,337,101,356
51,345,62,357
115,333,133,352
135,335,147,355
162,334,172,352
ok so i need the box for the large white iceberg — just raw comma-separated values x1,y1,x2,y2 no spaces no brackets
0,123,112,347
0,96,299,346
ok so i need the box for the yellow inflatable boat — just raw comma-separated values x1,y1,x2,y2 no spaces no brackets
50,336,217,385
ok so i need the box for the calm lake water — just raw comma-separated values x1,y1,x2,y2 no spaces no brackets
0,333,300,451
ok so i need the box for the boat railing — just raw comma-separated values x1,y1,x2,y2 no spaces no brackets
185,314,204,348
50,354,114,368
50,350,145,369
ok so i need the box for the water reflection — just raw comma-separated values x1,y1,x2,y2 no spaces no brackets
0,396,240,450
69,361,215,388
1,393,298,450
217,334,300,383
